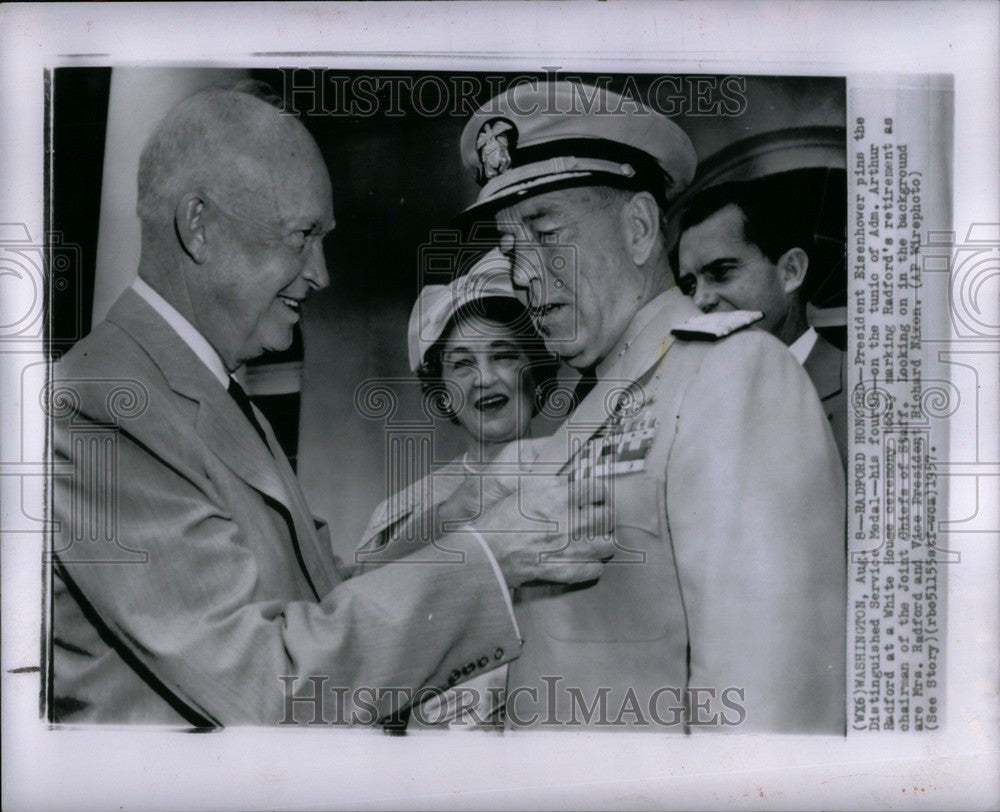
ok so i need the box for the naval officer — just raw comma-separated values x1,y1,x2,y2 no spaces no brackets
457,80,846,733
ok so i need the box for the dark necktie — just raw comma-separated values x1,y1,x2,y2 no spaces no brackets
228,377,269,450
570,366,599,411
228,376,320,601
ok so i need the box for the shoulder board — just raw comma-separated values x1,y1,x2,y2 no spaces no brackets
671,310,764,342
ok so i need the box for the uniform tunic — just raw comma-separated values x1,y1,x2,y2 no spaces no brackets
507,289,847,733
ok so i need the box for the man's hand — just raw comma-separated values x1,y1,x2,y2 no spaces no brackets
472,475,615,587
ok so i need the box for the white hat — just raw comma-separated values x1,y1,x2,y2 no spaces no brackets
407,248,526,372
459,81,697,219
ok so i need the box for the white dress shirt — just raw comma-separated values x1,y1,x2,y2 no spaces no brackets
788,325,819,366
132,277,230,387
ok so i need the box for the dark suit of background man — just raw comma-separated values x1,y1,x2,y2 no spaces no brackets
457,82,846,733
50,81,615,726
677,174,848,465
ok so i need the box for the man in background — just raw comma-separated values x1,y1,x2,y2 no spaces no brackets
677,173,848,464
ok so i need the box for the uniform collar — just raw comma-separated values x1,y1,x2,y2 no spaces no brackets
595,287,692,381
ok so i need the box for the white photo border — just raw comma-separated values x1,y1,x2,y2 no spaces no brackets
1,2,997,810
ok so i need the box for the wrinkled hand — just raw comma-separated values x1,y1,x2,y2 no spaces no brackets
473,474,616,587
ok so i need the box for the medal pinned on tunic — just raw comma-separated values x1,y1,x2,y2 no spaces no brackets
568,392,659,482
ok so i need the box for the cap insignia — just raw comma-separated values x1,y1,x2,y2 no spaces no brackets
476,118,517,182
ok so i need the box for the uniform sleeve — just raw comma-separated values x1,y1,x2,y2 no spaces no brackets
666,331,846,733
54,412,522,726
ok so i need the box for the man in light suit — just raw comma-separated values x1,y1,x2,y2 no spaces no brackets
677,173,848,465
457,82,846,732
50,82,615,726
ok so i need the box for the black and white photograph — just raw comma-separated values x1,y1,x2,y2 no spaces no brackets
46,67,851,733
1,3,997,810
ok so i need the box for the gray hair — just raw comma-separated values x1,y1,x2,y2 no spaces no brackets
136,80,286,225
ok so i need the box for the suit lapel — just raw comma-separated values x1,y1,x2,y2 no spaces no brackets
264,421,338,594
194,387,295,511
107,290,323,572
803,334,844,402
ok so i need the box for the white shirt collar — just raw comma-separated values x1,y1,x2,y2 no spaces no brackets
788,325,819,366
132,277,231,388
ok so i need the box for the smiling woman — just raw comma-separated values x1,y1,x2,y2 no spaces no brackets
358,249,560,551
413,259,559,456
354,249,559,729
426,300,557,452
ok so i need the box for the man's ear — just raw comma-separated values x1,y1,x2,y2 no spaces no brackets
777,247,809,295
620,191,661,266
175,192,209,263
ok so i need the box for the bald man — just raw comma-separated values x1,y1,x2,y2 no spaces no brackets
50,82,614,726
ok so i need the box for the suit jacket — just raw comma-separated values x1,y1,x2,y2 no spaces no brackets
50,289,520,726
507,290,846,733
803,333,848,466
